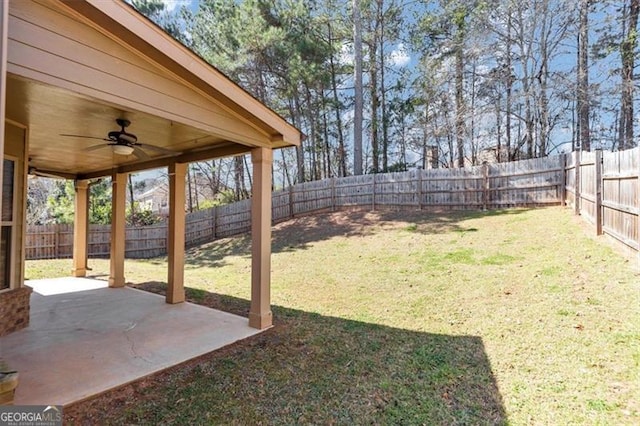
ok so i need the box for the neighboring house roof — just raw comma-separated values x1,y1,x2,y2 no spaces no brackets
138,185,167,201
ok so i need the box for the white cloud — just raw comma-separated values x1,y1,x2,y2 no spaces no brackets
158,0,193,13
389,43,410,67
339,42,354,67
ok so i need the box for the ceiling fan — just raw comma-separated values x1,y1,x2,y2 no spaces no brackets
60,118,177,160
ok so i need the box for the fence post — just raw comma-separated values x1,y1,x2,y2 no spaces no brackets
289,185,294,219
482,162,489,211
417,169,423,210
637,147,640,261
574,150,581,215
372,174,376,211
560,154,567,206
331,177,336,211
595,149,603,235
212,206,217,239
636,146,640,262
54,225,60,258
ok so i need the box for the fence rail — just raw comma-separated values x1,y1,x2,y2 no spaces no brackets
25,148,640,260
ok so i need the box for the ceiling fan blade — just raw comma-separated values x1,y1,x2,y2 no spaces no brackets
132,146,150,160
84,144,108,152
138,143,179,155
60,134,110,141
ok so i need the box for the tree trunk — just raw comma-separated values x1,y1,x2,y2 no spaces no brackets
378,2,389,172
304,87,319,180
470,59,477,165
127,174,135,216
353,0,364,175
370,38,379,173
455,26,465,168
506,9,513,160
187,165,194,212
321,92,332,178
539,75,549,156
243,155,252,192
577,0,590,151
292,94,306,182
496,91,502,163
328,22,347,177
234,156,244,201
620,0,639,149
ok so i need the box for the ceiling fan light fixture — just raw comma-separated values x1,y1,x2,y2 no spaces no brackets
112,145,134,156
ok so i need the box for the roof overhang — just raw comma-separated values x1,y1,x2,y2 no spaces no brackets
5,0,301,179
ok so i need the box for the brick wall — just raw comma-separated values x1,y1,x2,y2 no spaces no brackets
0,287,32,337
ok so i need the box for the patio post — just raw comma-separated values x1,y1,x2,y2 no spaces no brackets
72,179,90,277
249,147,273,329
167,161,186,304
109,172,127,288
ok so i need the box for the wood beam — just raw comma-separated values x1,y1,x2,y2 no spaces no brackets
176,144,250,164
72,180,90,277
78,143,251,180
109,171,127,288
30,168,77,180
167,162,186,304
249,147,273,329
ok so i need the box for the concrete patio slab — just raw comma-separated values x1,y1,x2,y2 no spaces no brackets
0,278,262,406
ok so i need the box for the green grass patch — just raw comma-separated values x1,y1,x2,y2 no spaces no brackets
443,248,476,264
587,399,615,412
404,223,418,232
540,265,562,276
481,253,517,265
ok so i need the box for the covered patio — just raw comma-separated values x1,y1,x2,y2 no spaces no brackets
3,277,261,405
0,0,300,404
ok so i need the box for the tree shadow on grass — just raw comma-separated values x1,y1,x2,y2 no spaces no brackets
183,207,534,269
67,283,507,425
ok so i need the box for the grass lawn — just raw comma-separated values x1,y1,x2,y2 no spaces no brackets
27,207,640,425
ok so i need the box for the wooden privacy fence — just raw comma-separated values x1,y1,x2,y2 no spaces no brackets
565,147,640,253
277,155,564,214
26,151,636,260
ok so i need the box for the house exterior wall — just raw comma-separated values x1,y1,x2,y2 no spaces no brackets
0,121,29,336
139,185,169,217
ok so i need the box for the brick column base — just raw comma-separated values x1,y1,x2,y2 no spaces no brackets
0,287,32,337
